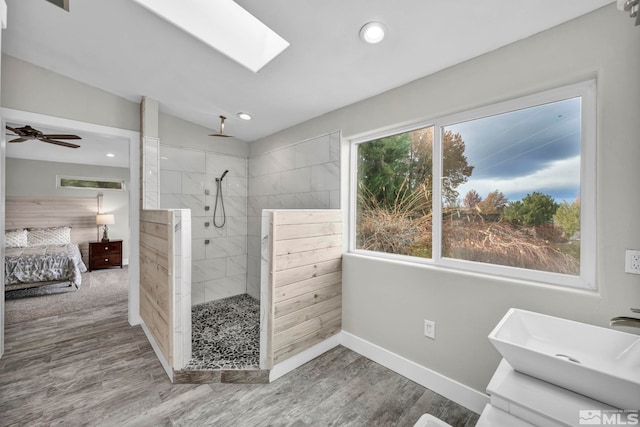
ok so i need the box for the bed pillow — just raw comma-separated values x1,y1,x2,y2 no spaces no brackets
5,229,28,248
27,226,72,247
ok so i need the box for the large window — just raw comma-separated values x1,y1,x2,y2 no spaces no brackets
351,81,596,289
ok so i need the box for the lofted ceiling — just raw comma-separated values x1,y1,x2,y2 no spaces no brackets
3,0,614,144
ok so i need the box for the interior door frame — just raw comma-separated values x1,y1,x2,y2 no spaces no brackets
0,108,141,356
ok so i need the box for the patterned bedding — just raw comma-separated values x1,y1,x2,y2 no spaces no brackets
4,244,87,289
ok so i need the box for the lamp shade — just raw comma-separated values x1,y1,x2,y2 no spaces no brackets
96,214,115,225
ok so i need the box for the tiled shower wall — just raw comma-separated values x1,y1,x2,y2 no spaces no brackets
160,145,248,305
247,131,341,299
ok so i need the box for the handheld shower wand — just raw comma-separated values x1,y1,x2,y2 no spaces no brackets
213,170,229,228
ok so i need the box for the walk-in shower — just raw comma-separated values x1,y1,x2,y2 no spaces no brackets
185,169,261,371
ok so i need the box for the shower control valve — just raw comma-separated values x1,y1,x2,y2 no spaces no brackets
204,222,210,227
205,206,210,211
205,240,210,245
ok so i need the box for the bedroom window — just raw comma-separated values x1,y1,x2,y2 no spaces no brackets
57,175,126,191
350,80,596,290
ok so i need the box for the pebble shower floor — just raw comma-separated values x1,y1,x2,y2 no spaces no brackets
185,293,260,370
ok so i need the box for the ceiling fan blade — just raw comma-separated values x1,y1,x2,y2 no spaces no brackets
9,137,27,143
5,126,20,135
43,134,82,140
40,138,81,148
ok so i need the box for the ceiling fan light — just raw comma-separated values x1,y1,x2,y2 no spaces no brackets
360,22,387,44
106,153,115,157
237,112,252,121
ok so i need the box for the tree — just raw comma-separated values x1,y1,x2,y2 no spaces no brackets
407,128,474,206
504,192,558,225
476,190,508,214
357,127,473,210
554,199,580,238
463,189,482,209
441,131,474,206
357,133,411,208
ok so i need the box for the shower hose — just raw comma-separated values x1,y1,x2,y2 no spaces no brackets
213,170,228,228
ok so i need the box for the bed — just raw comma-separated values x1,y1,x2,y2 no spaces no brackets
4,227,88,291
4,196,100,292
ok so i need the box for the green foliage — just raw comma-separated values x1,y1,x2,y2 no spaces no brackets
504,192,558,225
554,199,580,238
357,127,473,210
357,133,412,209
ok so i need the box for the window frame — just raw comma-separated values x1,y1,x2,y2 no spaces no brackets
57,175,127,191
349,80,596,290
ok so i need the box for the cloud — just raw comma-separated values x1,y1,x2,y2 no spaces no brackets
456,155,580,202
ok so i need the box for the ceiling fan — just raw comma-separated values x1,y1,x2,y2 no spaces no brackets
209,116,233,138
5,125,81,148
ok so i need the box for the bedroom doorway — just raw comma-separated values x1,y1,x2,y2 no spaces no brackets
0,108,141,355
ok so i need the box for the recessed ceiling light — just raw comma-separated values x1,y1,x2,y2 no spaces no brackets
359,22,387,44
237,112,252,121
106,153,115,157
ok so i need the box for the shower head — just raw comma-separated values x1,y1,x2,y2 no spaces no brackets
216,170,229,182
209,116,233,138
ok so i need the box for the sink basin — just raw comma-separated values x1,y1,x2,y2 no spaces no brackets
489,308,640,409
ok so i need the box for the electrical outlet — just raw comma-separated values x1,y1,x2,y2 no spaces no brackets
625,250,640,274
424,319,436,339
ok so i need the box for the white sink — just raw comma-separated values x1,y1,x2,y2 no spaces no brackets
489,308,640,410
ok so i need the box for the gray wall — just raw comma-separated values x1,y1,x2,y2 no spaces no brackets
2,54,139,132
251,5,640,393
6,158,131,261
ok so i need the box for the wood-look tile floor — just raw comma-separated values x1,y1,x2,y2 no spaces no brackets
0,302,479,427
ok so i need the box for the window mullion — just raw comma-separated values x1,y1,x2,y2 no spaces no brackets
432,124,443,264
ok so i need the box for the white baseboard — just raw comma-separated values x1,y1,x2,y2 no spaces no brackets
340,331,488,414
269,333,342,382
140,321,173,382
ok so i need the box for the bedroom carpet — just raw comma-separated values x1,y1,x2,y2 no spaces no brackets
4,266,128,325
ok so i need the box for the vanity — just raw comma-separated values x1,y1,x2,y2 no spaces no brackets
477,309,640,426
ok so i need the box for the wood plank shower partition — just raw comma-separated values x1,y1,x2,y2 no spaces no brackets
262,210,342,368
139,209,174,368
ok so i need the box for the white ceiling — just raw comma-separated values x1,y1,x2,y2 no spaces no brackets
3,0,614,145
6,122,130,167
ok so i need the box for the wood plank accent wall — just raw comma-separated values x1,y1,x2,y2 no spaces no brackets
140,209,174,368
269,210,342,366
5,196,99,260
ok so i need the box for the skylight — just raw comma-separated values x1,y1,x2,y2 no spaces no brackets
132,0,289,73
44,0,69,12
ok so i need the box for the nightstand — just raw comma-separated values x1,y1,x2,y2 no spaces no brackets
88,240,123,271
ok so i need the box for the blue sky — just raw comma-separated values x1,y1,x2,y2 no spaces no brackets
447,97,581,204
